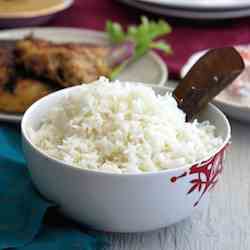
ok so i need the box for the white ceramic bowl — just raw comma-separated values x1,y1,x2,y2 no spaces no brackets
0,0,73,28
21,85,231,233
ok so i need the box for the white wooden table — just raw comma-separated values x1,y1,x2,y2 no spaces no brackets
107,111,250,249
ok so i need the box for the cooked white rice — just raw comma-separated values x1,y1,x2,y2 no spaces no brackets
29,77,223,174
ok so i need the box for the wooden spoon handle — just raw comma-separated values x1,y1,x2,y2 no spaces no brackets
173,47,245,121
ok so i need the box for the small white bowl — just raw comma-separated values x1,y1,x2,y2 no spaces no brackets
0,0,73,28
181,49,250,123
21,85,231,233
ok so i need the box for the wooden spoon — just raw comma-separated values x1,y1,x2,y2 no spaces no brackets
173,47,245,121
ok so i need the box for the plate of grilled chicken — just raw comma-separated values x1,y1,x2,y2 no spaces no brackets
0,25,169,123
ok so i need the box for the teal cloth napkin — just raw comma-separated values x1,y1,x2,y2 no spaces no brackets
0,125,106,250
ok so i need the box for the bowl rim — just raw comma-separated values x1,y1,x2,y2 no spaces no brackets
21,84,231,177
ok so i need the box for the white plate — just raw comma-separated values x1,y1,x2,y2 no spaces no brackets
135,0,250,10
180,50,250,123
119,0,250,20
0,27,167,123
0,0,74,28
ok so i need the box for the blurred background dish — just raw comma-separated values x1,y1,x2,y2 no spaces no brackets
179,49,250,123
0,0,74,28
118,0,250,20
132,0,250,10
0,27,167,123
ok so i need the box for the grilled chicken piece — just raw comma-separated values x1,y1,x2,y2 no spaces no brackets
15,37,112,87
0,43,16,86
0,78,53,113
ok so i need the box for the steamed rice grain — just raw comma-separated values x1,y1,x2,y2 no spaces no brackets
29,77,223,174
